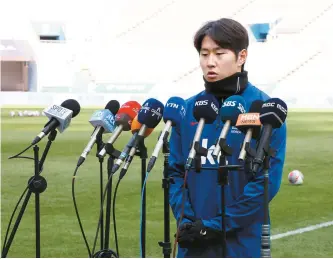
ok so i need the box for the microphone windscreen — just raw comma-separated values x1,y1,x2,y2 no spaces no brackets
117,101,141,119
163,97,186,126
236,100,263,138
249,100,264,113
105,100,120,115
260,98,288,128
220,95,247,125
131,115,154,137
116,101,141,131
89,109,116,133
61,99,81,118
193,94,219,124
138,98,164,128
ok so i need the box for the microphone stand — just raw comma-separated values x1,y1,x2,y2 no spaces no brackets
93,142,120,258
190,139,242,258
96,132,105,251
216,138,242,258
136,137,148,258
2,130,57,258
249,144,276,258
158,135,173,258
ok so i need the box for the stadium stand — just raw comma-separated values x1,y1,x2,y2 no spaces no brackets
1,0,333,108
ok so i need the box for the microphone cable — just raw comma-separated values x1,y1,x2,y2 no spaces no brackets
8,144,34,160
109,148,139,258
1,186,29,256
172,169,189,258
2,146,36,255
112,177,122,257
91,169,117,256
71,166,92,258
110,148,138,258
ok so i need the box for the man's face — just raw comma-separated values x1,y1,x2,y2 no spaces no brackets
199,35,246,82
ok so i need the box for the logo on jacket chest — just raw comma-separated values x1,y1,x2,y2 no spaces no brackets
201,139,231,165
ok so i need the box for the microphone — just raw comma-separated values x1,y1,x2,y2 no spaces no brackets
32,99,81,145
185,94,219,170
236,100,263,161
147,96,186,173
98,101,141,158
118,115,157,177
252,98,288,174
131,115,154,136
111,98,164,175
110,115,154,174
77,100,120,167
212,95,247,158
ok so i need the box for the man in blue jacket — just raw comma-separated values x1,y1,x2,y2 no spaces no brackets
168,18,287,257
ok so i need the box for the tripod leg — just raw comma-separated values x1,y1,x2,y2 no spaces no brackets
2,191,32,258
99,162,104,251
221,185,227,258
33,145,41,258
35,192,40,258
141,159,147,258
163,178,171,258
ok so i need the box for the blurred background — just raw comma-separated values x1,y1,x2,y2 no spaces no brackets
1,0,333,108
1,0,333,258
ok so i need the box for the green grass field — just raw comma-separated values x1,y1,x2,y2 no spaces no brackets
1,108,333,258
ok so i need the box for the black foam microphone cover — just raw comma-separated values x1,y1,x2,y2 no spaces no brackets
193,94,219,124
260,98,287,128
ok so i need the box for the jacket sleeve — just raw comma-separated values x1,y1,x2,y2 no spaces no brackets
168,126,196,225
202,123,287,231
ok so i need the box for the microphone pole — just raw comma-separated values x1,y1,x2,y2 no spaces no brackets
216,138,242,258
137,137,148,258
252,140,276,258
158,133,172,258
96,131,105,250
2,130,57,258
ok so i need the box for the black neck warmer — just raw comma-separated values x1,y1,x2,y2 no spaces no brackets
204,71,248,100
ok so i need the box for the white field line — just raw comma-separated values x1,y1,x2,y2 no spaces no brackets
271,221,333,240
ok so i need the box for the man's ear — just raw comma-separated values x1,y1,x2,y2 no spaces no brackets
237,49,248,67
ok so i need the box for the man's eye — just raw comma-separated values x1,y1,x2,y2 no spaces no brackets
216,53,224,56
201,53,208,57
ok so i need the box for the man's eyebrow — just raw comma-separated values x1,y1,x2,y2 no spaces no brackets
200,47,223,51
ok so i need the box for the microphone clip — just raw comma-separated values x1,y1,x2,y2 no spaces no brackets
135,136,148,160
162,133,170,155
104,143,121,159
217,138,233,157
193,141,208,173
262,146,276,170
252,145,277,174
244,142,256,158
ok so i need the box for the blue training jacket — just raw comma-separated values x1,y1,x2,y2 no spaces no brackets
168,82,287,258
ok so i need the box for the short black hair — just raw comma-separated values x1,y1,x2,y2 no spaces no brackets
194,18,249,56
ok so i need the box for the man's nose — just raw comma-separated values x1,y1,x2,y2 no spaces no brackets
207,54,215,67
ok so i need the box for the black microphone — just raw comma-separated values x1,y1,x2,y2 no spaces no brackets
252,98,288,174
32,99,81,145
185,94,219,170
236,100,264,161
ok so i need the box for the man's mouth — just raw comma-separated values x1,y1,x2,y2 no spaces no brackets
207,72,218,78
